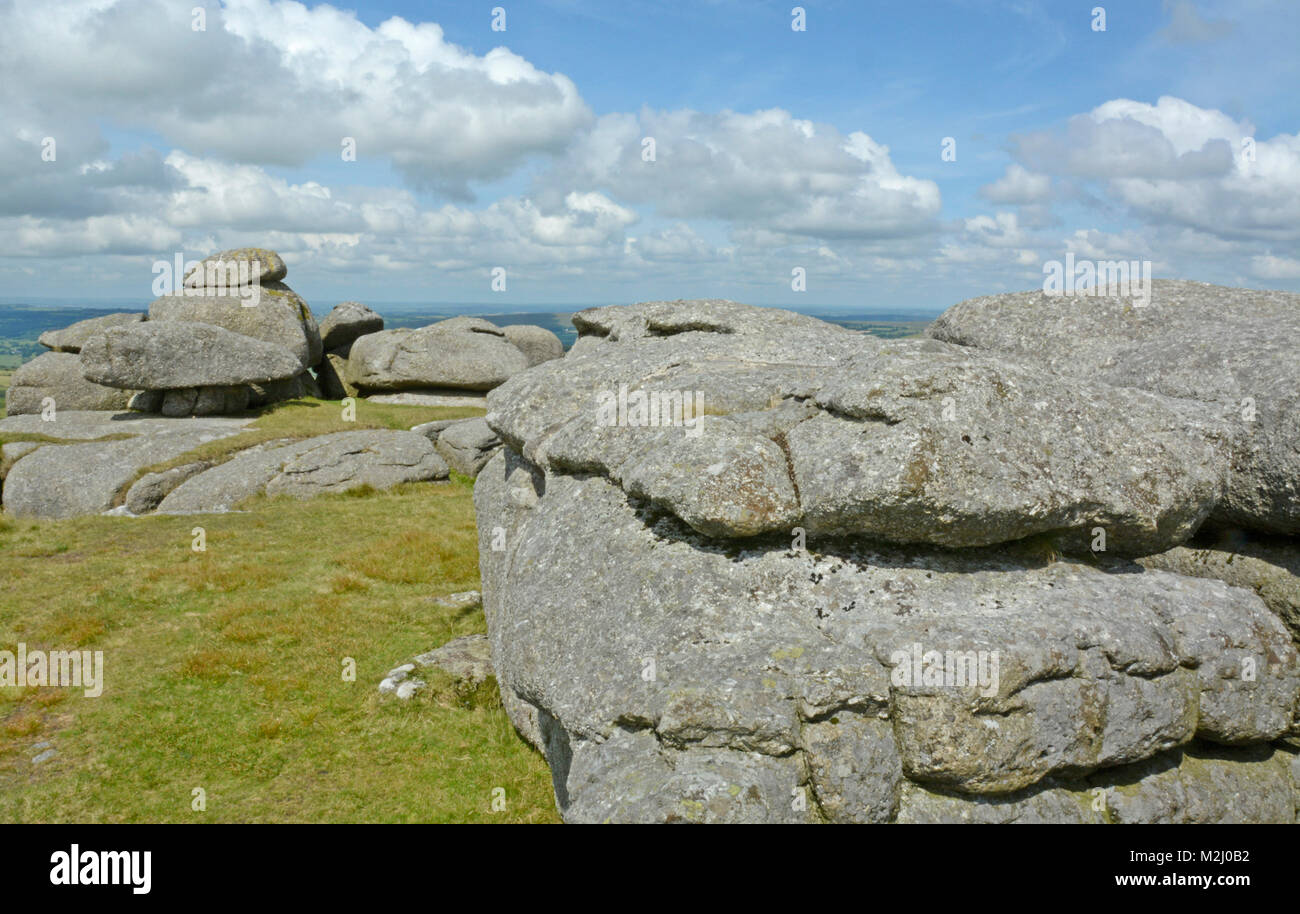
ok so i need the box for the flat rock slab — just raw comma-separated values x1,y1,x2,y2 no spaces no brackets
157,430,448,513
3,421,252,519
366,390,489,408
81,321,303,389
0,410,253,441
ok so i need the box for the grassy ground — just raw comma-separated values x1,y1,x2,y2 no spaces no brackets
0,402,560,823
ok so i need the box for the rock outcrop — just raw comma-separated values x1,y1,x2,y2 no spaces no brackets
38,312,144,353
81,322,303,390
475,297,1300,824
155,430,448,513
0,412,253,519
502,324,564,367
346,318,531,393
319,301,383,351
431,417,502,477
927,280,1300,536
4,351,135,416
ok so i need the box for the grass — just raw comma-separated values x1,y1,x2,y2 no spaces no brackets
0,403,560,823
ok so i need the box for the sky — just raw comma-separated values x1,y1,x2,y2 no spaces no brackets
1,0,1298,313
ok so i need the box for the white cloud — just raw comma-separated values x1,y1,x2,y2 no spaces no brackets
0,0,592,198
1013,96,1300,243
1251,254,1300,279
979,164,1051,205
547,107,941,240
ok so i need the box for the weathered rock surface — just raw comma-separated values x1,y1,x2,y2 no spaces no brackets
4,351,135,416
928,280,1300,535
896,743,1297,824
346,319,530,392
81,322,303,391
38,312,144,353
475,449,1300,822
502,324,564,367
3,419,251,518
487,303,1224,556
319,302,382,351
0,410,252,441
475,298,1300,823
365,390,488,408
264,430,448,498
124,461,212,515
148,288,321,368
1140,533,1300,643
412,633,494,688
183,247,287,288
157,430,447,513
434,417,501,477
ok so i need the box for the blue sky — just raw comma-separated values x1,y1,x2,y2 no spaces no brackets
1,0,1298,313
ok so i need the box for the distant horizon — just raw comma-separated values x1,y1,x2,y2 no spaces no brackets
0,297,947,321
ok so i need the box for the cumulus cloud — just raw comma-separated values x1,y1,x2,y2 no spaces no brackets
0,0,592,198
1012,96,1300,243
979,164,1051,205
544,107,941,240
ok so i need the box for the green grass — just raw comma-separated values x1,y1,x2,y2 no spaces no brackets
0,413,559,823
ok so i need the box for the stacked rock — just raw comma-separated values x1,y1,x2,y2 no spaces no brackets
4,313,144,415
314,301,383,400
475,296,1300,823
78,248,323,417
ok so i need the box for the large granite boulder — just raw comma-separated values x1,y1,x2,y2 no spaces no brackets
38,312,144,353
346,318,531,393
149,287,322,369
502,324,564,367
319,302,383,351
80,322,303,391
474,298,1300,823
486,304,1225,557
156,430,448,513
4,351,135,416
927,280,1300,535
475,451,1300,823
